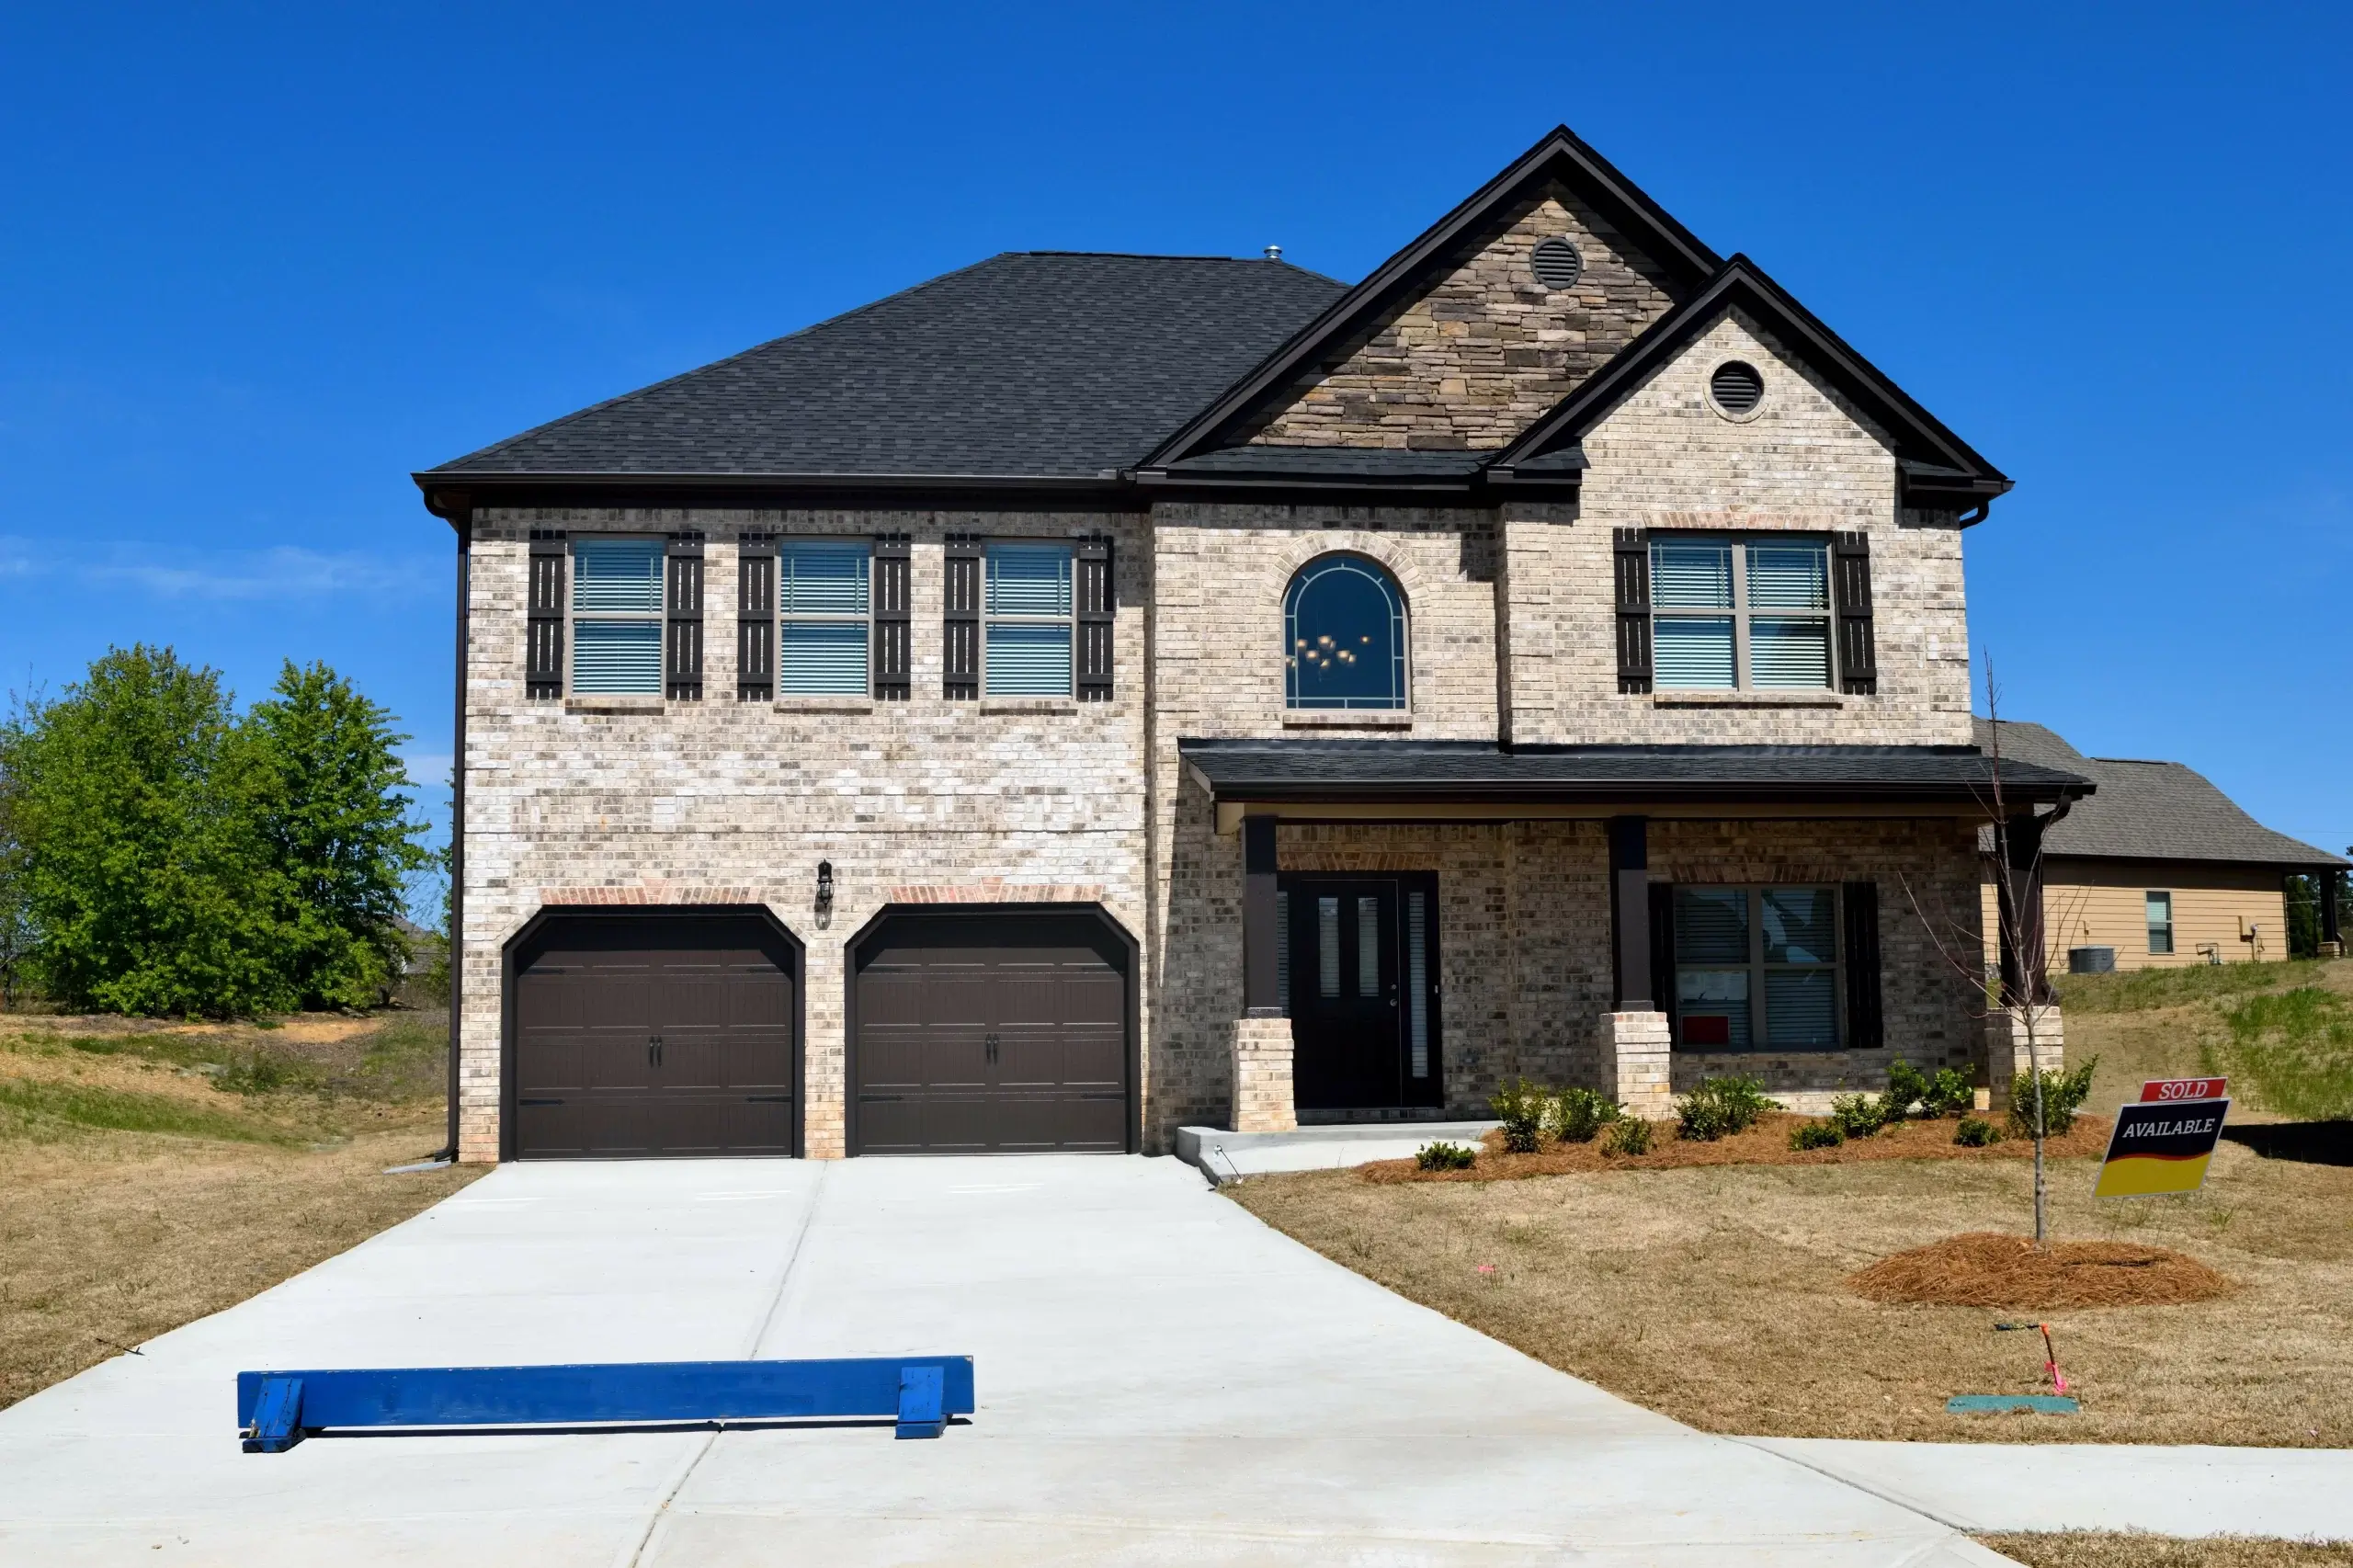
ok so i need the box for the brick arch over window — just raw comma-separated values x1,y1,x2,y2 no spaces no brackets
1284,552,1410,711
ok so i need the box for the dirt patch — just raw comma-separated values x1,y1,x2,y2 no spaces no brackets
1228,1136,2353,1446
1983,1535,2353,1568
1360,1113,2111,1183
1849,1232,2235,1309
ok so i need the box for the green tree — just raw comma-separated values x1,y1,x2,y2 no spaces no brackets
3,646,287,1016
245,661,431,1009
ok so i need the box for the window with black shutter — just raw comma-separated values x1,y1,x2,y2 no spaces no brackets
1842,881,1883,1049
872,533,911,700
943,533,981,699
665,534,704,701
1075,534,1114,701
1613,528,1652,693
526,532,566,700
1832,531,1878,696
735,535,774,701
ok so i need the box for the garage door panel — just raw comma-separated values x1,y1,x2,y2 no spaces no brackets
851,913,1130,1155
513,915,797,1159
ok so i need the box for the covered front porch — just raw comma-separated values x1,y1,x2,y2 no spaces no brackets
1176,739,2091,1134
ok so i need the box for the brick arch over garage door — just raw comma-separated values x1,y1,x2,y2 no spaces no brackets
505,907,803,1159
847,905,1138,1155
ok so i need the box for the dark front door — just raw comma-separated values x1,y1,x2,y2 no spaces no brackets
1281,873,1442,1112
511,912,798,1158
852,911,1131,1154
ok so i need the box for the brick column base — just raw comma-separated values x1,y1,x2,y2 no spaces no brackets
1231,1015,1298,1133
1607,1011,1674,1120
1981,1006,2065,1108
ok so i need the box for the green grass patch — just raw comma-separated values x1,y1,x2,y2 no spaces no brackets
347,1014,449,1102
2207,987,2353,1120
0,1078,303,1144
2057,960,2331,1015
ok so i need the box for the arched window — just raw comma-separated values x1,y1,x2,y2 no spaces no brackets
1285,554,1407,710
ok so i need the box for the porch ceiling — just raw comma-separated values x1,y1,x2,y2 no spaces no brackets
1181,739,2093,831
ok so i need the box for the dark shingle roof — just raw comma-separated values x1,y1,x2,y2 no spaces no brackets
1182,740,2088,807
426,254,1347,481
1974,720,2346,868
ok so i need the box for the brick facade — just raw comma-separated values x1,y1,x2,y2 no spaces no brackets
453,290,1998,1159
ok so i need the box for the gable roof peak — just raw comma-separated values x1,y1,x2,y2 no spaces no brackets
1142,123,1722,470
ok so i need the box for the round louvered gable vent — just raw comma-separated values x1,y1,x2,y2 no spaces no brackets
1710,361,1765,415
1530,237,1583,291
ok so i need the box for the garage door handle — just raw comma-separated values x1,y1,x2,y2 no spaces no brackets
983,1031,999,1064
647,1036,665,1068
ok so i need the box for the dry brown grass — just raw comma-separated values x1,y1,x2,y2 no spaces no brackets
1848,1232,2234,1308
0,1011,481,1409
1228,1136,2353,1446
1983,1535,2353,1567
1366,1113,2109,1183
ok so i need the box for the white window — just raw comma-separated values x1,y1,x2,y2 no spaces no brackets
2147,891,2175,955
1652,537,1834,691
569,538,665,696
778,540,870,696
983,542,1074,696
1674,885,1841,1049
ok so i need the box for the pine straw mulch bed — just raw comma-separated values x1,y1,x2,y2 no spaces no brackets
1848,1231,2237,1309
1358,1112,2110,1183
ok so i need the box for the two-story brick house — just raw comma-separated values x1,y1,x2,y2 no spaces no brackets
417,126,2090,1163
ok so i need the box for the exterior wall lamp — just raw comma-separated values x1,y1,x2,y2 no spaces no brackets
815,860,835,915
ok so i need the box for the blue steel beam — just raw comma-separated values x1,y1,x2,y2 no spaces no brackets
237,1357,975,1452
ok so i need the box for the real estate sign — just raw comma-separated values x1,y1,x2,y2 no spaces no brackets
2093,1081,2230,1199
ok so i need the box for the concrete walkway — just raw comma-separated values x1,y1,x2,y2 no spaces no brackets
0,1155,2012,1566
1752,1438,2353,1540
1176,1119,1499,1179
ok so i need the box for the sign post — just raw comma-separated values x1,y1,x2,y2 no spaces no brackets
2092,1079,2229,1199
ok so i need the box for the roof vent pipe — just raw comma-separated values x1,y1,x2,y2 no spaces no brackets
1263,244,1282,261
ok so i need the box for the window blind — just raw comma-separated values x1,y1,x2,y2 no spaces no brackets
777,540,870,696
570,539,665,696
1406,890,1429,1078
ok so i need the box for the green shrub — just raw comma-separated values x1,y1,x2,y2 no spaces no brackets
1603,1117,1654,1156
1789,1119,1845,1151
1551,1086,1622,1143
1921,1066,1975,1119
1415,1141,1477,1172
2006,1054,2100,1138
1954,1116,2001,1147
1882,1059,1932,1119
1829,1091,1888,1140
1489,1077,1549,1153
1677,1075,1773,1142
2212,987,2353,1120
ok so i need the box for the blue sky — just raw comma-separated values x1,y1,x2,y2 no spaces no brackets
1,3,2345,862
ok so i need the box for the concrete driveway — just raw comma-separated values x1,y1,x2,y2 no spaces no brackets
0,1155,2009,1566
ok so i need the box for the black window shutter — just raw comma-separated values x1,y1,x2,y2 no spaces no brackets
943,532,981,699
1614,527,1652,694
873,533,911,700
735,535,774,701
1647,881,1677,1041
665,533,704,701
1843,881,1883,1049
526,532,566,701
1075,533,1114,701
1833,531,1878,696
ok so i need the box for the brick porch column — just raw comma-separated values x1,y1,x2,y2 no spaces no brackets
1982,1006,2065,1108
1605,816,1674,1119
1232,813,1297,1132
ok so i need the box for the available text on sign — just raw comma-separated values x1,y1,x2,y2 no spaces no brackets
2091,1079,2230,1199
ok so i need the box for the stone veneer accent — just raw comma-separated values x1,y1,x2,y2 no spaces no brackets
1608,1012,1674,1118
1981,1006,2066,1108
1247,187,1678,450
1230,1017,1298,1133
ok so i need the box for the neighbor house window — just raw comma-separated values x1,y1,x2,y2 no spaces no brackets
1285,554,1407,709
2147,891,2175,955
1651,537,1833,690
1674,885,1841,1049
983,541,1074,696
569,538,666,696
777,540,871,695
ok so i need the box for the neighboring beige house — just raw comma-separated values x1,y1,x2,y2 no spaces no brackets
413,126,2098,1165
1977,720,2347,971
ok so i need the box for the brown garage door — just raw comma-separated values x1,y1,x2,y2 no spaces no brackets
511,912,799,1158
852,912,1130,1154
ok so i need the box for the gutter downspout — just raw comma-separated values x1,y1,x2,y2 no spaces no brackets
432,492,472,1163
